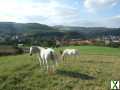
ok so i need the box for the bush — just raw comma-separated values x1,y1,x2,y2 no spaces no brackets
0,46,24,56
93,41,105,46
110,42,120,48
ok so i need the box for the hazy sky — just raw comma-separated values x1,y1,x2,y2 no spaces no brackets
0,0,120,27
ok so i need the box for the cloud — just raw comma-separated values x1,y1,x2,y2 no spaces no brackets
79,15,120,28
0,0,119,28
0,0,79,25
84,0,119,12
105,15,120,27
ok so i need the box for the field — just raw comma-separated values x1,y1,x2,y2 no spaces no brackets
0,46,120,90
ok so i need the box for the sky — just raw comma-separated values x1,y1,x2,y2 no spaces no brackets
0,0,120,27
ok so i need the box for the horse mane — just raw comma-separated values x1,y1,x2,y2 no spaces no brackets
30,46,42,53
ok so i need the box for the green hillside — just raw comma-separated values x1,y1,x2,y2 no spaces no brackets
0,22,56,34
0,22,120,40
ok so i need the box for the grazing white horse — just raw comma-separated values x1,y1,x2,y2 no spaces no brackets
60,49,80,60
29,46,59,71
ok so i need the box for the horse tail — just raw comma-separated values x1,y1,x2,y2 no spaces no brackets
50,51,54,60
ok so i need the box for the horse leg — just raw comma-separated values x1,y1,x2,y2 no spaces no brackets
38,57,41,66
40,54,45,65
52,65,55,72
63,56,66,64
47,65,49,71
55,61,58,67
37,55,41,66
42,58,45,65
45,58,49,71
62,55,64,61
37,55,44,71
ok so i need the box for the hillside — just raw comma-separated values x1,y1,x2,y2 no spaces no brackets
0,22,120,39
54,26,120,38
0,22,57,34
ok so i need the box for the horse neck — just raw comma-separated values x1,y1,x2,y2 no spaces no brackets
38,46,45,50
32,46,41,53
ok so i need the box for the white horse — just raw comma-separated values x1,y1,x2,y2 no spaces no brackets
60,49,80,60
29,46,59,71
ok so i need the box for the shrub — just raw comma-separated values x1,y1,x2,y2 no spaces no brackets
0,46,23,56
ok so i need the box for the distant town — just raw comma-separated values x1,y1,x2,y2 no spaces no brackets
0,22,120,48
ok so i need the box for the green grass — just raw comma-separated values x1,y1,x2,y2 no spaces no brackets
0,46,120,90
58,45,120,56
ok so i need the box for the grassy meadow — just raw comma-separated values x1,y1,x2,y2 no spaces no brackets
0,46,120,90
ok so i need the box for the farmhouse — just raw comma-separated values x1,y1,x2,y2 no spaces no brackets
103,36,120,47
58,39,95,45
